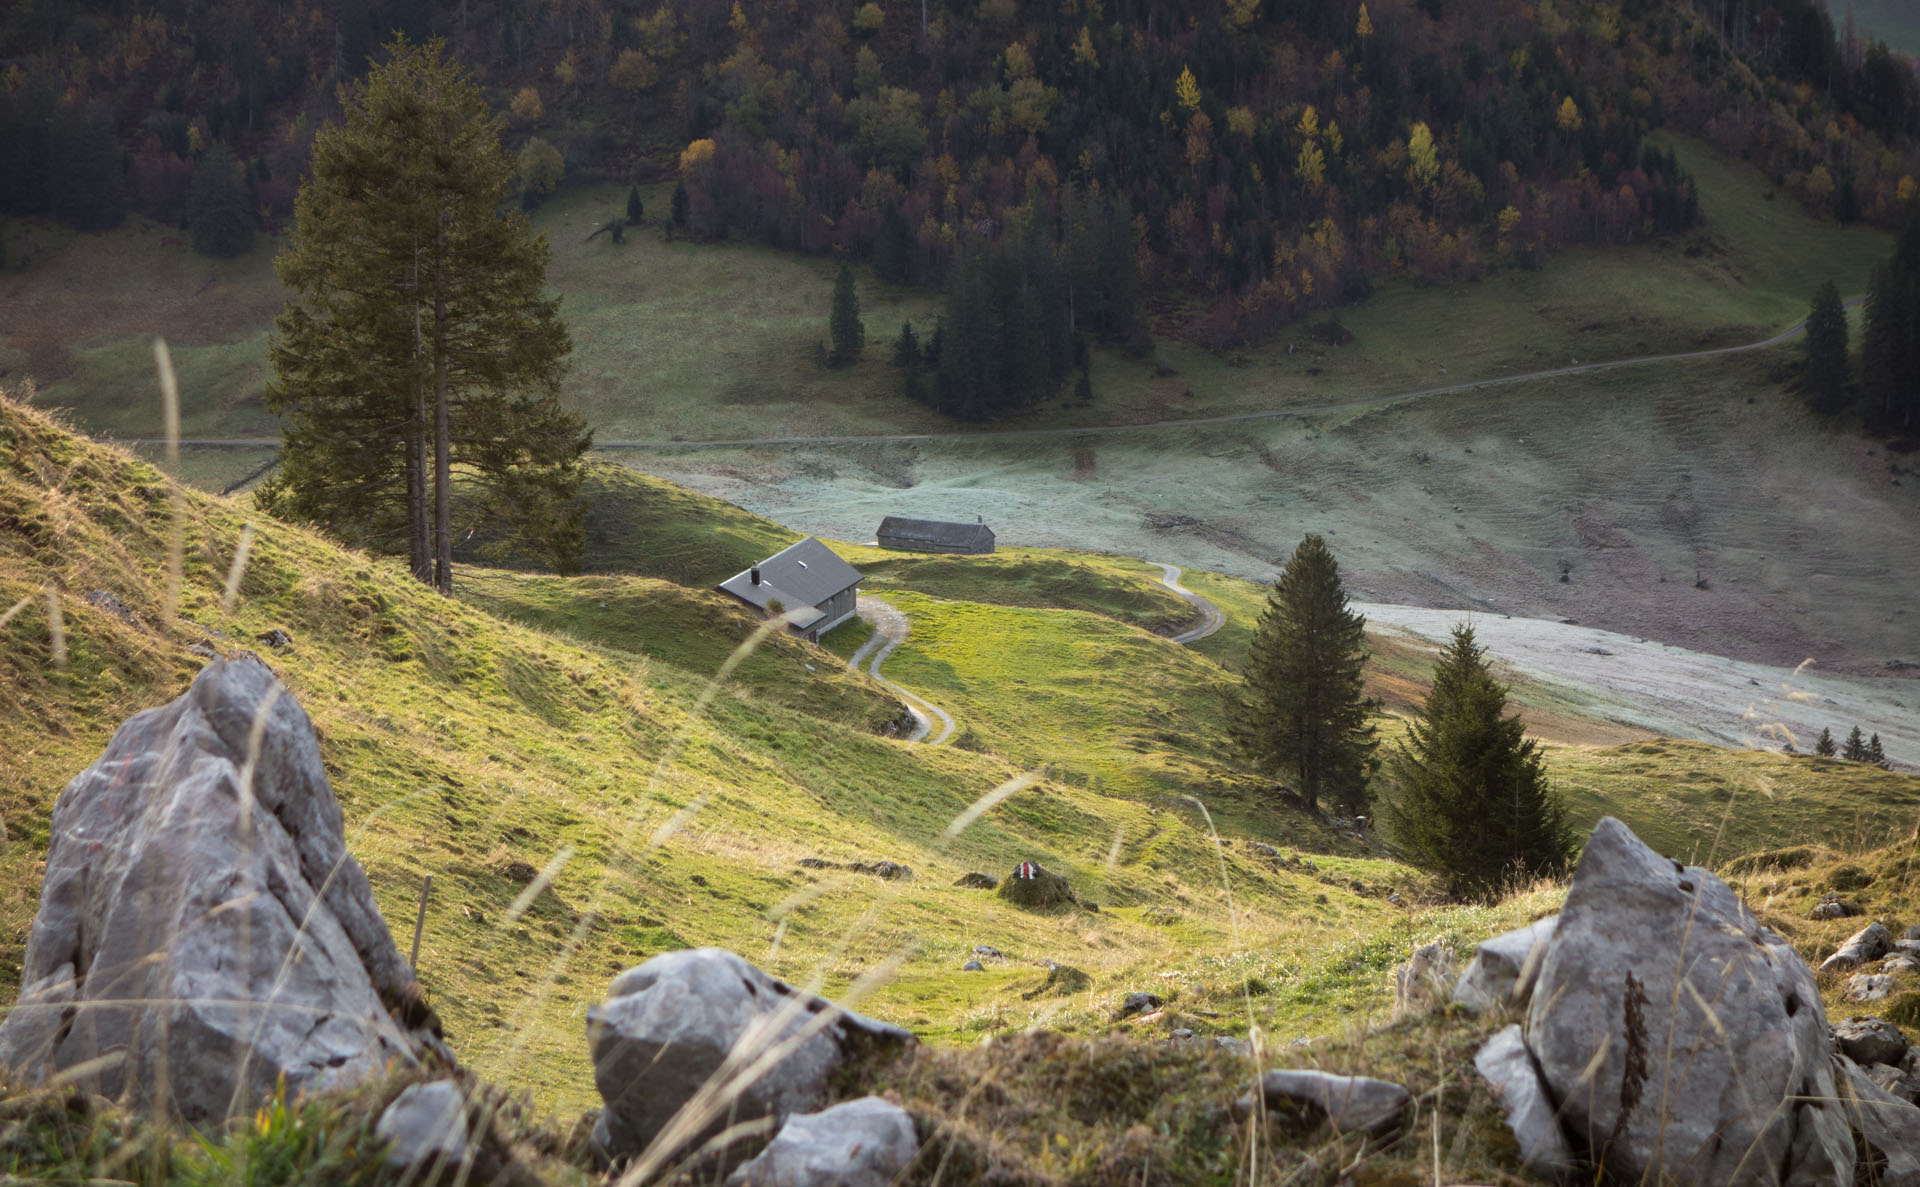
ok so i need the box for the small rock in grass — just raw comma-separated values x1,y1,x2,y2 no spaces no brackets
1884,954,1920,975
1237,1070,1410,1138
1143,907,1179,926
1847,973,1899,1003
724,1097,920,1187
848,859,912,881
973,945,1002,958
961,960,983,972
797,857,837,870
376,1081,471,1173
257,627,294,650
1020,963,1090,1000
954,872,998,890
1821,922,1894,973
1115,992,1163,1020
1833,1018,1910,1067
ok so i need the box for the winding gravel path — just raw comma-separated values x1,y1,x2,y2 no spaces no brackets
848,596,955,746
1149,563,1226,644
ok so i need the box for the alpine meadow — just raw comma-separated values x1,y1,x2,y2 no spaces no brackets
3,1,1920,1184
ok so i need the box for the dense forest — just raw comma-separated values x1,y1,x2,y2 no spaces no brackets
3,0,1919,360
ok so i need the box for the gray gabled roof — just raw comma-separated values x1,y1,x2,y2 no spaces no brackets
876,517,995,549
717,537,862,626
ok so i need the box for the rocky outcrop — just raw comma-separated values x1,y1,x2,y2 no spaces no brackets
376,1081,472,1175
586,949,913,1169
1834,1018,1911,1068
0,659,433,1125
1525,817,1852,1185
722,1097,920,1187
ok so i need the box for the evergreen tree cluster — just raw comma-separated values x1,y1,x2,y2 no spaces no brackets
1383,624,1572,902
1816,725,1890,767
0,79,125,232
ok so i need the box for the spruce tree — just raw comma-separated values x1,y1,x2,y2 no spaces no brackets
1227,533,1379,814
1867,733,1888,768
1843,725,1869,761
1383,624,1572,901
829,261,865,364
670,181,689,227
262,38,585,592
186,143,256,259
892,320,919,368
1815,727,1837,757
626,185,643,225
1804,280,1849,414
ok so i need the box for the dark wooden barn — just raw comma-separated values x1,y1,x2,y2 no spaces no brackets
875,516,996,554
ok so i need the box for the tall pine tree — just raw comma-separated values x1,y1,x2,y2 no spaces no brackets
1843,725,1869,761
1228,533,1379,814
1383,624,1571,901
1803,280,1849,414
262,38,585,592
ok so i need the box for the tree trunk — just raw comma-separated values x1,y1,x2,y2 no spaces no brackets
432,287,452,594
408,298,431,585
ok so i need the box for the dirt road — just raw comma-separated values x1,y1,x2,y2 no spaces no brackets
1150,563,1226,644
849,596,955,745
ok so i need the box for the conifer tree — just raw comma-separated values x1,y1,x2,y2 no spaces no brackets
1867,733,1888,768
186,143,256,258
626,185,644,225
1804,280,1849,414
262,38,584,592
891,320,919,368
1843,725,1869,761
1383,624,1571,901
829,261,865,363
1228,534,1378,814
670,181,689,227
1815,727,1837,757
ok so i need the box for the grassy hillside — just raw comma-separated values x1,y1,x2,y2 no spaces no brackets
0,391,1436,1118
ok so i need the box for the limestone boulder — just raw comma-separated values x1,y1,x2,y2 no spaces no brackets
376,1081,472,1175
0,659,431,1124
723,1097,920,1187
1453,917,1558,1015
1821,921,1894,973
1526,817,1853,1185
587,948,913,1167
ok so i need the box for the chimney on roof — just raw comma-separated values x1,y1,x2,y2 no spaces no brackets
977,514,983,523
750,566,761,585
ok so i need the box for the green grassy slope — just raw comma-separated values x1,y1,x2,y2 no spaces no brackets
0,392,1432,1116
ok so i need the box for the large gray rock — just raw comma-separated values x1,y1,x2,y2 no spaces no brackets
1821,921,1895,972
0,659,429,1124
1473,1024,1576,1174
1837,1057,1920,1186
1527,817,1853,1185
1238,1070,1409,1138
723,1097,920,1187
587,949,913,1167
1453,917,1558,1015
